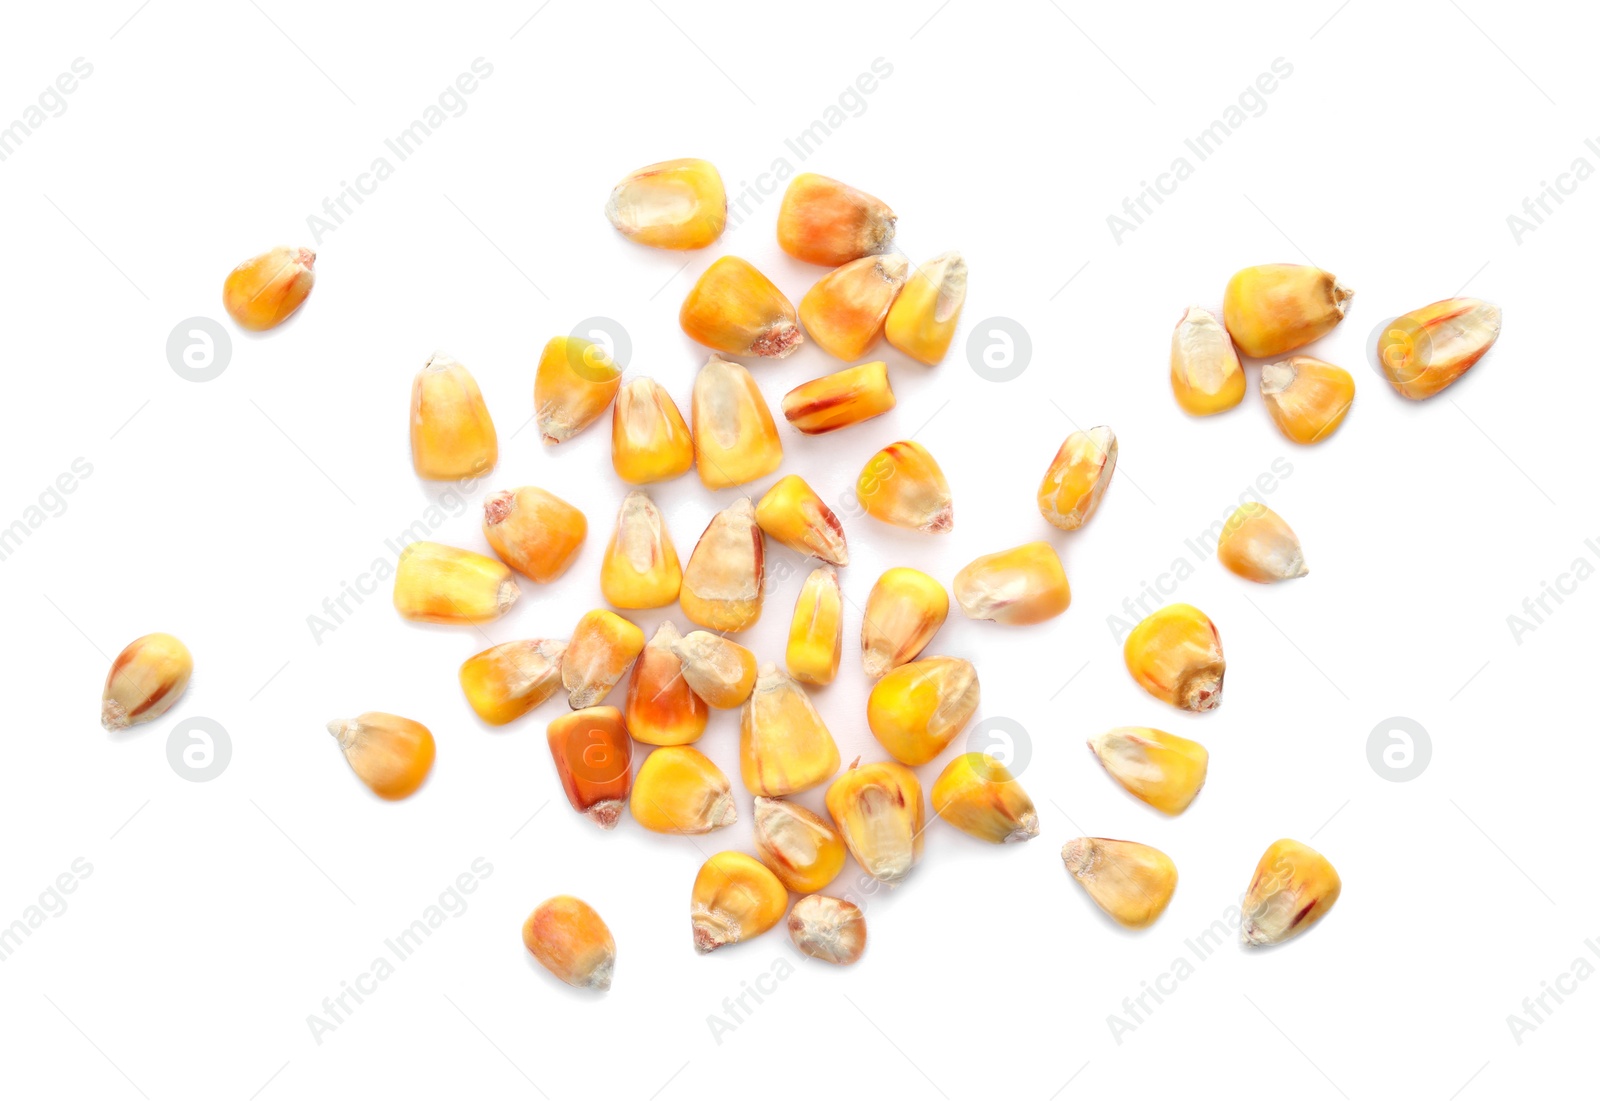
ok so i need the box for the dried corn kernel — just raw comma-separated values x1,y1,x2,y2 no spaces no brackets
1037,426,1116,532
777,173,896,266
691,852,788,954
680,256,802,358
483,487,587,584
458,639,566,725
546,706,633,829
327,712,435,800
101,633,192,731
691,355,783,489
826,759,924,886
523,896,615,991
856,440,952,533
782,360,896,435
670,631,757,709
931,752,1039,843
630,746,736,834
1242,839,1341,946
393,541,519,624
222,246,314,331
605,158,726,250
788,895,866,965
1061,837,1177,929
600,491,681,609
756,474,848,566
885,251,966,365
867,656,980,766
1222,264,1353,358
787,565,843,686
611,378,694,485
741,664,841,797
625,622,709,745
861,568,948,679
1170,306,1246,415
410,353,498,479
563,609,645,710
1217,503,1307,583
953,541,1071,626
535,335,622,444
800,254,908,360
752,796,846,893
1260,356,1354,444
680,498,764,632
1124,603,1225,712
1087,727,1209,815
1376,297,1502,399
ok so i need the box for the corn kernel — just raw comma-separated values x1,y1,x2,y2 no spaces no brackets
1223,264,1353,358
752,796,847,893
1376,297,1502,399
885,251,966,365
691,853,788,954
931,752,1039,843
458,639,566,725
1037,426,1116,532
563,609,646,710
600,490,682,609
756,474,848,566
1217,502,1307,583
670,631,757,709
826,759,924,886
857,440,952,533
788,895,866,965
483,487,587,584
393,541,519,624
625,622,709,745
523,896,615,991
611,377,694,484
1260,356,1354,444
101,633,192,731
410,353,498,479
1087,727,1209,815
741,664,841,796
327,712,435,800
861,568,948,678
605,157,726,250
866,656,980,766
782,360,897,436
222,246,314,331
680,256,802,358
691,355,783,489
1061,838,1177,929
630,746,737,834
787,565,843,686
953,541,1070,626
777,173,896,266
1170,306,1246,415
680,498,764,632
1123,603,1224,712
1242,839,1341,946
546,706,633,829
535,335,622,444
799,254,908,360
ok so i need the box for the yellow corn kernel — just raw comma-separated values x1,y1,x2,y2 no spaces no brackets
625,622,709,745
680,498,764,632
535,335,622,444
1223,264,1353,358
825,759,924,886
1171,306,1246,415
756,474,849,566
1217,503,1307,583
1037,426,1117,532
782,360,897,436
1242,839,1341,946
752,796,847,893
1376,297,1502,399
563,610,646,710
458,639,566,726
600,491,681,609
885,251,966,365
394,541,519,624
777,173,897,266
931,753,1039,844
741,664,841,796
1260,356,1354,444
409,353,497,479
1087,727,1209,815
866,656,980,766
546,706,633,829
327,712,435,800
861,568,948,678
604,157,726,250
523,896,615,991
1061,838,1177,929
857,440,953,533
483,486,587,584
630,746,736,834
101,633,192,731
690,356,783,489
788,895,866,965
1123,603,1225,712
799,254,908,360
680,256,802,358
953,541,1071,626
690,853,787,954
222,245,314,331
787,565,843,686
611,377,694,484
670,631,758,709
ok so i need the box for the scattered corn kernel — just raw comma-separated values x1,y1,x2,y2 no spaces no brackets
756,474,848,566
1037,426,1117,532
222,245,314,331
670,631,758,709
1260,356,1354,444
781,360,896,435
953,541,1071,626
861,568,948,678
826,759,924,886
786,565,843,686
856,440,952,533
327,712,435,800
777,173,896,266
1217,503,1307,583
741,664,841,796
101,633,192,731
799,254,908,360
788,895,866,965
1087,727,1209,815
458,639,566,725
393,541,519,624
1222,263,1353,358
410,353,498,479
1376,297,1502,399
625,622,709,745
523,896,616,991
931,752,1039,843
630,746,736,834
1170,306,1246,415
611,377,694,484
1123,603,1224,712
1061,838,1177,929
752,796,847,893
546,706,633,829
535,335,622,444
866,656,980,766
563,609,645,710
604,157,726,250
690,852,787,954
885,251,966,365
1241,838,1341,946
600,491,682,609
691,356,783,489
483,486,586,584
680,498,765,632
680,256,802,358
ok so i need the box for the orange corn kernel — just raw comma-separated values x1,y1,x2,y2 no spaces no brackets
101,633,192,731
458,639,567,725
624,622,709,746
786,565,843,687
563,609,646,710
535,335,622,444
611,377,694,484
788,895,867,965
690,852,788,954
1037,426,1117,532
740,664,841,797
630,746,737,834
799,254,908,360
546,706,633,829
755,474,848,566
782,360,896,436
523,896,616,990
1223,264,1353,358
856,440,952,533
679,256,802,358
953,541,1071,626
776,173,896,266
691,355,783,489
327,712,435,800
1171,306,1246,416
866,655,980,766
605,157,726,250
825,759,924,886
861,568,948,679
752,796,847,894
1260,356,1354,445
670,631,758,709
222,246,314,331
1376,298,1502,399
885,251,966,365
1123,603,1225,712
410,352,497,479
482,486,587,584
393,541,519,624
680,498,765,633
600,491,682,609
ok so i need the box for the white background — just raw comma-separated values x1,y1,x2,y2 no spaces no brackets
1,1,1593,1097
